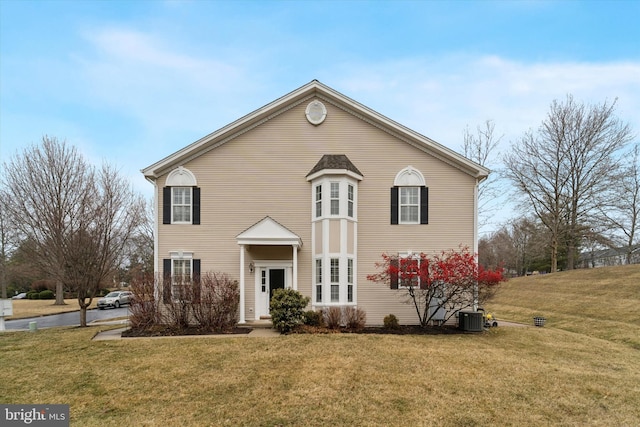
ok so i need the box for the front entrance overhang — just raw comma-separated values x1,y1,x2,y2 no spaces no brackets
236,216,302,247
236,217,302,323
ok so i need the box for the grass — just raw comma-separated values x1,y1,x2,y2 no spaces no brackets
1,266,639,426
6,298,98,320
488,264,640,349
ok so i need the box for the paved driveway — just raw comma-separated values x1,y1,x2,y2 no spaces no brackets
5,307,129,330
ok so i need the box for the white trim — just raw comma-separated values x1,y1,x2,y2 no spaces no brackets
239,245,246,324
236,216,302,247
306,169,363,182
473,179,479,312
151,179,160,302
399,186,420,225
253,261,293,319
169,251,193,259
170,187,193,224
394,166,426,186
166,166,197,186
305,100,327,125
309,176,359,221
397,251,421,289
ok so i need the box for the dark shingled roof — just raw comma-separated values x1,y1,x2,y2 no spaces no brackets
306,154,363,177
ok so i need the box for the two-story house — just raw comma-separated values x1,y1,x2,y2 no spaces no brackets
142,80,489,325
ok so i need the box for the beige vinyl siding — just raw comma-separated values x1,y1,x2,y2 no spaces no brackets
156,97,477,325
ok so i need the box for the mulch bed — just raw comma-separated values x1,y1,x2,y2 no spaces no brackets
121,324,473,337
290,324,469,335
121,326,252,338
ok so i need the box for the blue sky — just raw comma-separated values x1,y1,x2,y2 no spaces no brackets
1,0,639,234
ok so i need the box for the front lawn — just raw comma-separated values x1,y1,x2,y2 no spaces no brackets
1,325,638,426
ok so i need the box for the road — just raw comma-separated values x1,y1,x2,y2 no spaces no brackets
5,306,130,330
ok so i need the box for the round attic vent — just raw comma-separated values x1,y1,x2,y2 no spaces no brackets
305,100,327,125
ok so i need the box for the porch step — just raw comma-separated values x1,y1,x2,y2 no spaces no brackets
241,319,273,329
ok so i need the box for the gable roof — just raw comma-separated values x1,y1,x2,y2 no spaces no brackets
236,216,302,247
142,80,490,180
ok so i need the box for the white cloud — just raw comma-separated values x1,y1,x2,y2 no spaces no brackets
65,28,640,228
74,28,258,140
333,55,640,233
335,55,640,151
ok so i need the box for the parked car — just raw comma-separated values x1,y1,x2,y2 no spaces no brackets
97,291,133,309
12,292,27,300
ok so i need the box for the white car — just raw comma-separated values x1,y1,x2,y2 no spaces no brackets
97,291,133,309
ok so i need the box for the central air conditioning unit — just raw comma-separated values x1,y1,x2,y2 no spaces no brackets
458,311,483,332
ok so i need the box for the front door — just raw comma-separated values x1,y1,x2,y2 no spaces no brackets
269,268,285,296
258,267,286,318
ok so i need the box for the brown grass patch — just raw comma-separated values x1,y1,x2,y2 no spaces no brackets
2,265,639,425
0,326,638,426
488,264,640,349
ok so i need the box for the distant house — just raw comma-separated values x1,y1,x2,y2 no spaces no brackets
141,80,489,325
579,245,640,268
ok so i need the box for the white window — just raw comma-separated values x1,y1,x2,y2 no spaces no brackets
315,258,323,303
315,185,322,218
172,258,192,300
330,258,339,302
400,187,419,224
330,182,340,215
172,187,192,223
347,184,354,218
398,253,422,289
347,258,354,303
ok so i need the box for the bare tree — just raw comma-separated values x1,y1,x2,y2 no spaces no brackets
504,129,569,272
462,120,503,228
504,96,633,272
1,137,94,304
0,202,17,299
1,137,144,325
64,164,145,326
597,143,640,263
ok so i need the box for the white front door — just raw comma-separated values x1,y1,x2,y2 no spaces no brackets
255,264,291,318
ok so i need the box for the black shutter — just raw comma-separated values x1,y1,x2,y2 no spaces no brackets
192,187,201,225
163,187,171,225
420,186,429,225
192,259,201,302
390,187,399,225
163,258,172,303
390,256,399,289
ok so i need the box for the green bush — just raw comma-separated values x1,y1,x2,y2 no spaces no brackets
383,314,400,330
27,291,39,300
38,290,55,300
303,310,324,327
269,289,310,333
